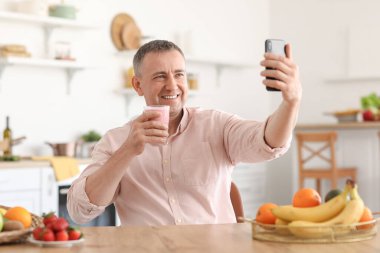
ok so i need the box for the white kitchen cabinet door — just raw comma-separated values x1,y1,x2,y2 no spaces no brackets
0,168,42,214
0,168,40,192
0,190,41,215
40,168,58,215
232,163,266,218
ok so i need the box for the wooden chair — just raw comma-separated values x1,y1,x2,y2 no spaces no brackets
296,131,357,195
230,181,244,223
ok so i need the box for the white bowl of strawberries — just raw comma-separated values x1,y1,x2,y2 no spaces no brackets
29,212,84,247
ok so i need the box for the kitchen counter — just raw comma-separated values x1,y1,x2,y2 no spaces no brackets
0,158,92,169
0,224,379,253
296,121,380,130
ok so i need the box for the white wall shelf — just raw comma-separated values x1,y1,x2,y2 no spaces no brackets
326,76,380,83
0,11,99,94
115,50,257,87
186,56,257,86
0,57,94,94
0,11,99,55
0,11,98,29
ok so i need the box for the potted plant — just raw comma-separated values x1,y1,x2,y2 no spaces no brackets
78,130,101,158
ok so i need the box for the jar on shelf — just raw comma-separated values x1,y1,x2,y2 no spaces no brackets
187,73,199,90
123,66,134,89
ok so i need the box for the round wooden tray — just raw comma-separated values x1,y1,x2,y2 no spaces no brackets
0,205,43,245
243,213,379,244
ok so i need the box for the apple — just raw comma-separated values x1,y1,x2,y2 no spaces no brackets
362,109,375,121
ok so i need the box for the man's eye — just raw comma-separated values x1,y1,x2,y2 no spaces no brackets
154,75,165,79
176,73,185,78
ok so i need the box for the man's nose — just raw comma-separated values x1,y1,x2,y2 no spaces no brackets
166,75,177,89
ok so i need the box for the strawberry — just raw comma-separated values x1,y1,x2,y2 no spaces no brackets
68,227,83,240
52,217,69,232
42,228,55,241
32,227,43,240
42,212,58,227
55,230,69,241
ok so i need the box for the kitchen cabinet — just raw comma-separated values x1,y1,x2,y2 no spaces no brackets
0,167,43,214
0,11,99,93
232,163,266,218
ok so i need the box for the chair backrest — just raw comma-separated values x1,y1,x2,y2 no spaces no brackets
230,181,244,223
296,131,338,173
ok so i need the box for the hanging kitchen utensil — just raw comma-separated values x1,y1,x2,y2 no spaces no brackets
110,13,141,51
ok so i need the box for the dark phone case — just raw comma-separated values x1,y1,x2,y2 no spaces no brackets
265,39,285,91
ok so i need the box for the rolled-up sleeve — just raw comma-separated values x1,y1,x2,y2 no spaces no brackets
224,115,292,164
67,130,119,224
67,174,107,224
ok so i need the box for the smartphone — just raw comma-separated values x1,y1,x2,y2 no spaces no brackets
264,39,286,91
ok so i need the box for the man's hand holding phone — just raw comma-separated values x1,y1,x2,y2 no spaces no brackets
260,40,302,105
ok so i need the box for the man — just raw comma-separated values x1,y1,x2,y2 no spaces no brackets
68,40,302,226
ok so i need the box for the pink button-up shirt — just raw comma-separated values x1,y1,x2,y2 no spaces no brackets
68,107,290,226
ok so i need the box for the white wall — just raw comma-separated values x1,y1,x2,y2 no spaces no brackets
266,0,380,204
0,0,271,156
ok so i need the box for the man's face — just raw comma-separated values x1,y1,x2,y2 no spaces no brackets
133,50,188,120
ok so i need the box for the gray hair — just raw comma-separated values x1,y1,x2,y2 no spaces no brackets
133,40,185,77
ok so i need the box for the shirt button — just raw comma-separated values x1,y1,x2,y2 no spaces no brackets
163,159,168,164
166,177,170,182
170,198,176,204
176,218,182,223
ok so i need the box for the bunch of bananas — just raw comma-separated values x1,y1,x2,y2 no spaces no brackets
271,180,365,239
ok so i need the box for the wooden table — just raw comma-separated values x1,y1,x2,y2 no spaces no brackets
0,223,379,252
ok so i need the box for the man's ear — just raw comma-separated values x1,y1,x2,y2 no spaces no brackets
132,76,144,96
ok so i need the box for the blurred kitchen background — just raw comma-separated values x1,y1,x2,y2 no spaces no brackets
1,0,380,219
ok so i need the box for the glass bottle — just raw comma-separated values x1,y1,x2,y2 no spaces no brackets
3,116,12,156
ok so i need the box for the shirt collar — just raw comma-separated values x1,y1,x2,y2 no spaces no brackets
177,107,189,134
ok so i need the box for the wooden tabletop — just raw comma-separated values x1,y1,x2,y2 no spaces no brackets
0,224,379,253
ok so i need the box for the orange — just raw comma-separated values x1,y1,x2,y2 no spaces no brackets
357,207,374,230
255,203,278,225
292,188,321,208
4,206,32,228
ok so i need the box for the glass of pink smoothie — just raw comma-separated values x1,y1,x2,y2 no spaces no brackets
144,105,170,128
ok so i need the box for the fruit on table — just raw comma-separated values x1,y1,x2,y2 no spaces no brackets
4,206,32,228
41,228,55,241
33,227,43,240
255,203,278,225
68,227,83,240
357,206,374,230
43,212,58,229
0,208,7,216
32,215,83,242
53,217,69,232
0,213,3,232
272,185,348,222
287,180,364,239
275,218,290,235
292,188,321,208
3,220,24,231
324,188,342,203
56,230,69,241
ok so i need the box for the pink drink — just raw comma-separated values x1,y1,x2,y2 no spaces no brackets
144,105,170,127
